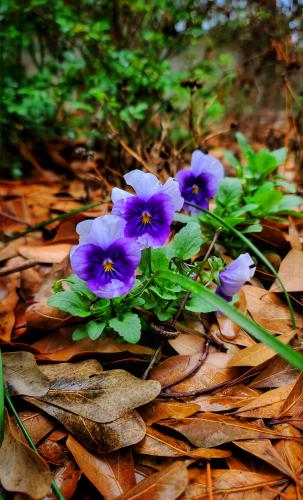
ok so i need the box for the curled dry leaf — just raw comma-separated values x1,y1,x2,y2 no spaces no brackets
25,397,146,453
160,413,299,448
38,438,67,465
2,351,50,396
66,435,136,500
38,369,161,423
168,333,204,355
0,412,52,499
150,353,203,388
26,302,72,331
183,468,286,500
117,461,188,500
134,426,231,459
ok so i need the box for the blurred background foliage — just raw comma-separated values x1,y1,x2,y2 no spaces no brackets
0,0,302,178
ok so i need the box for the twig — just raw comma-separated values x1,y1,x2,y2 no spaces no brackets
142,341,165,380
171,227,222,326
0,260,37,277
5,390,65,500
161,339,210,391
3,201,103,243
206,461,214,500
0,211,31,227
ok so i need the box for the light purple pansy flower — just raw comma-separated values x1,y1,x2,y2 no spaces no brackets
112,169,184,248
176,150,224,213
71,215,141,299
216,253,256,301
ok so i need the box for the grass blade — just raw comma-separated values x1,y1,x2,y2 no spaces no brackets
158,270,303,370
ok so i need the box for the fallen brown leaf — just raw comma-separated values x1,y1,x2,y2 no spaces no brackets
43,459,81,500
273,423,303,475
0,273,20,341
25,397,146,453
139,401,200,425
278,372,303,418
38,369,161,423
234,384,294,418
117,461,188,500
3,351,50,396
19,411,55,444
18,243,71,264
250,357,300,388
270,249,303,292
0,411,52,498
66,435,136,499
192,384,260,412
134,426,231,459
160,413,299,448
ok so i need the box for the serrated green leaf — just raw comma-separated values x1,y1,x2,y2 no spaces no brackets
48,291,91,317
109,312,141,343
171,223,203,260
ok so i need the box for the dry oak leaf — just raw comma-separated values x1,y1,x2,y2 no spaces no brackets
18,243,71,264
66,435,136,499
155,353,239,394
0,411,52,498
192,384,260,412
243,285,303,333
274,423,303,476
234,439,296,479
117,461,188,500
24,397,146,453
270,249,303,292
0,273,20,342
37,369,161,423
139,401,200,425
160,413,299,448
234,384,294,418
228,331,296,367
39,358,103,383
183,468,286,500
19,411,55,445
250,356,300,388
2,351,50,396
134,426,231,459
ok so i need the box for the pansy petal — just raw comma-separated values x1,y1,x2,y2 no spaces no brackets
75,219,94,244
191,150,224,181
124,169,161,200
88,276,136,299
112,187,132,204
90,215,126,248
161,177,184,211
218,253,255,298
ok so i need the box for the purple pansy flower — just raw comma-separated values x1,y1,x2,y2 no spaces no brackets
71,215,141,299
176,150,224,213
216,253,256,302
112,170,184,248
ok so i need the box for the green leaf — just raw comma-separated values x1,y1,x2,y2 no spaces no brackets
235,132,254,158
269,195,303,214
72,320,107,341
65,275,96,300
171,223,203,260
271,147,287,165
48,291,91,317
253,150,278,175
109,312,141,343
186,294,217,313
158,270,303,370
224,150,241,169
215,177,243,207
245,183,283,215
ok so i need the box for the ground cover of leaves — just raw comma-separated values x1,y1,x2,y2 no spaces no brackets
1,160,303,500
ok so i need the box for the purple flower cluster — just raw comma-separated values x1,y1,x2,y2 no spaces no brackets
71,151,227,299
216,253,256,301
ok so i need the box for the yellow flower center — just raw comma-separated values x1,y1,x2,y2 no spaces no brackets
103,259,114,272
192,184,199,194
141,211,152,224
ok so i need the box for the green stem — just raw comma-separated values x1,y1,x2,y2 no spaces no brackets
5,391,65,500
3,201,102,243
185,202,297,329
147,248,152,276
158,270,303,370
0,350,4,446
